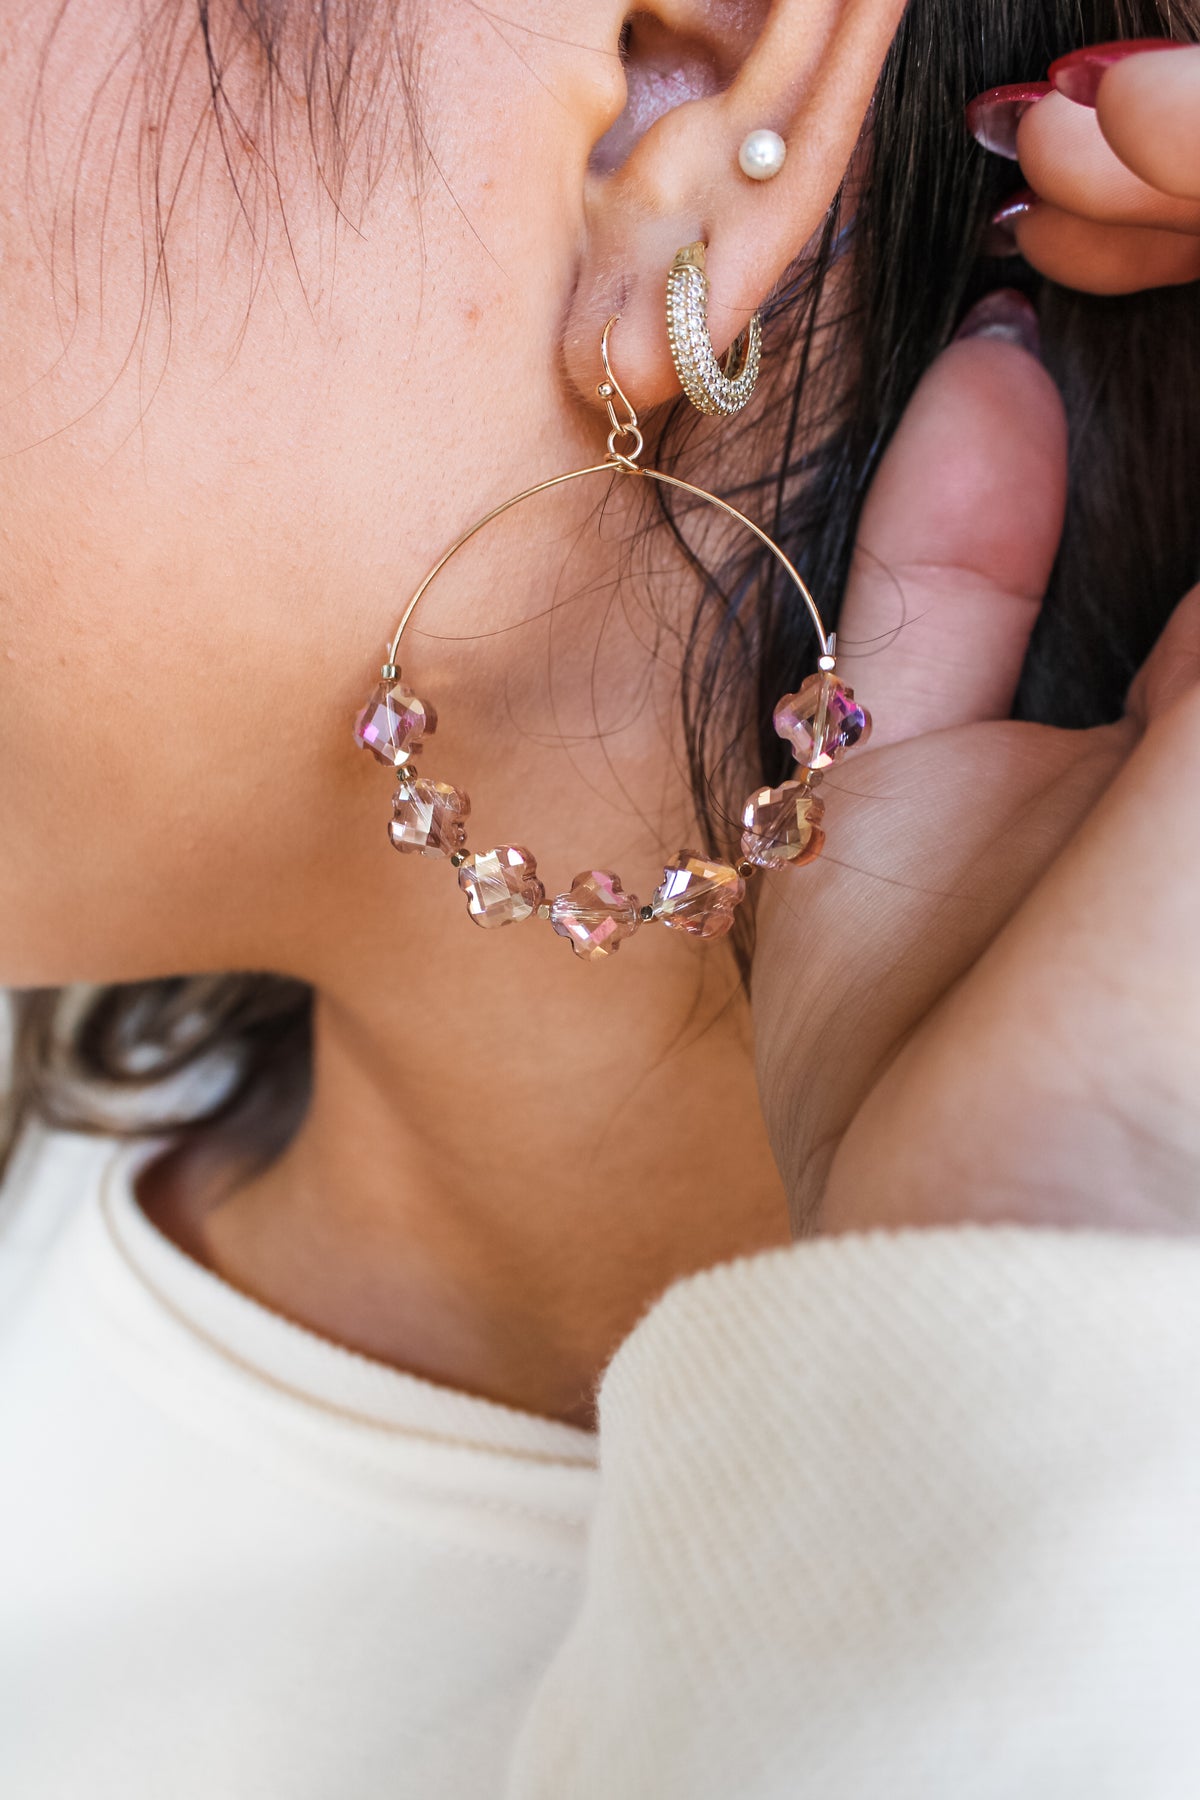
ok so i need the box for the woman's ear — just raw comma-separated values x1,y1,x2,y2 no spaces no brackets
564,0,908,410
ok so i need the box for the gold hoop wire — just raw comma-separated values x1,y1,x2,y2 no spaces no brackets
386,317,830,668
356,306,867,954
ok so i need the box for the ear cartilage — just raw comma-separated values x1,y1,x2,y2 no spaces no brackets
738,128,787,181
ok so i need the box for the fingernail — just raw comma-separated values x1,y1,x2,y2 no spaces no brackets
1049,38,1182,107
953,290,1041,357
965,82,1052,159
983,188,1039,257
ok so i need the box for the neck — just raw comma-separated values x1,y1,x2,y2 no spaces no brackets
139,935,788,1428
136,420,789,1428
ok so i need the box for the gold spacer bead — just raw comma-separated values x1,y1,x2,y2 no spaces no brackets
817,655,836,673
597,381,614,399
737,860,756,880
381,662,399,681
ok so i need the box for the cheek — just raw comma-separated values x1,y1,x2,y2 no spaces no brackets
0,336,390,984
0,8,398,982
0,0,591,985
0,305,541,988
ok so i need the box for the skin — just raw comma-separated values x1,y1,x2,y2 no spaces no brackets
0,0,909,1425
759,42,1200,1235
0,5,1196,1426
1012,45,1200,292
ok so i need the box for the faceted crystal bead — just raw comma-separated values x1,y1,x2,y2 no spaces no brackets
549,870,641,962
740,781,826,871
457,845,545,929
354,680,437,769
652,851,746,940
773,673,871,769
389,778,470,859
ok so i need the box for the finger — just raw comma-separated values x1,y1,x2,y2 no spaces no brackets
1017,91,1200,233
1127,584,1200,728
824,662,1200,1232
836,295,1066,750
959,642,1200,1170
1098,48,1200,199
1011,202,1200,295
1086,44,1200,201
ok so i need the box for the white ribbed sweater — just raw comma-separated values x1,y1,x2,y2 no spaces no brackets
3,1129,1200,1797
506,1228,1200,1797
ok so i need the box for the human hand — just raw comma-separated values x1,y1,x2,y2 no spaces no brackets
968,38,1200,293
750,293,1199,1234
819,586,1200,1237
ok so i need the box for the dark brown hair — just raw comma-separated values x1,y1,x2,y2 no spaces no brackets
7,0,1200,1173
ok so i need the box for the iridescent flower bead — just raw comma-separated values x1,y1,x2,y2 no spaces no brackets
389,778,470,859
652,851,746,939
354,679,438,769
740,780,826,871
773,672,870,769
548,870,641,962
457,845,545,929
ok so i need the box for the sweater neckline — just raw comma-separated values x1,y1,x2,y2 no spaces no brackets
99,1133,599,1471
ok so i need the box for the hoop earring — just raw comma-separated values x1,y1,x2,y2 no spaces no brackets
352,246,871,964
666,241,762,417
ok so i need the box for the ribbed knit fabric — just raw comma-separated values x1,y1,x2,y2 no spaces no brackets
505,1229,1200,1799
6,1128,1200,1796
0,1131,597,1799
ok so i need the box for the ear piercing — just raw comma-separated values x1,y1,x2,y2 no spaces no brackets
738,128,786,181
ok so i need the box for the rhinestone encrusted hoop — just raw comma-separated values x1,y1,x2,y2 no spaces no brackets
665,241,762,418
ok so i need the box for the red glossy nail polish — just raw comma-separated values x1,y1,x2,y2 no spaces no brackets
965,82,1052,159
953,290,1041,356
1049,38,1182,107
983,188,1039,258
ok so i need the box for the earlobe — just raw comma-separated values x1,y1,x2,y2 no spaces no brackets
564,0,908,416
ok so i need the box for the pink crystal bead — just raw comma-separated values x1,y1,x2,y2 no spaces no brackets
389,778,470,858
773,673,870,769
457,845,545,929
354,679,437,769
740,781,826,871
652,851,746,939
549,869,641,962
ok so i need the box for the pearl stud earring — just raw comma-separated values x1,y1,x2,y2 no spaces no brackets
738,128,786,181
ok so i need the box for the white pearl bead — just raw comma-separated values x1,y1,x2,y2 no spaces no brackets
738,128,786,182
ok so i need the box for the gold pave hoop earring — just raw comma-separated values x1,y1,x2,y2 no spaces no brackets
351,242,871,963
665,241,762,417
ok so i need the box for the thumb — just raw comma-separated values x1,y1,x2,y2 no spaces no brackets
836,291,1068,750
1128,581,1200,728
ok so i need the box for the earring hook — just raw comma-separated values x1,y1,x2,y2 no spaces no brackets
599,315,644,467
